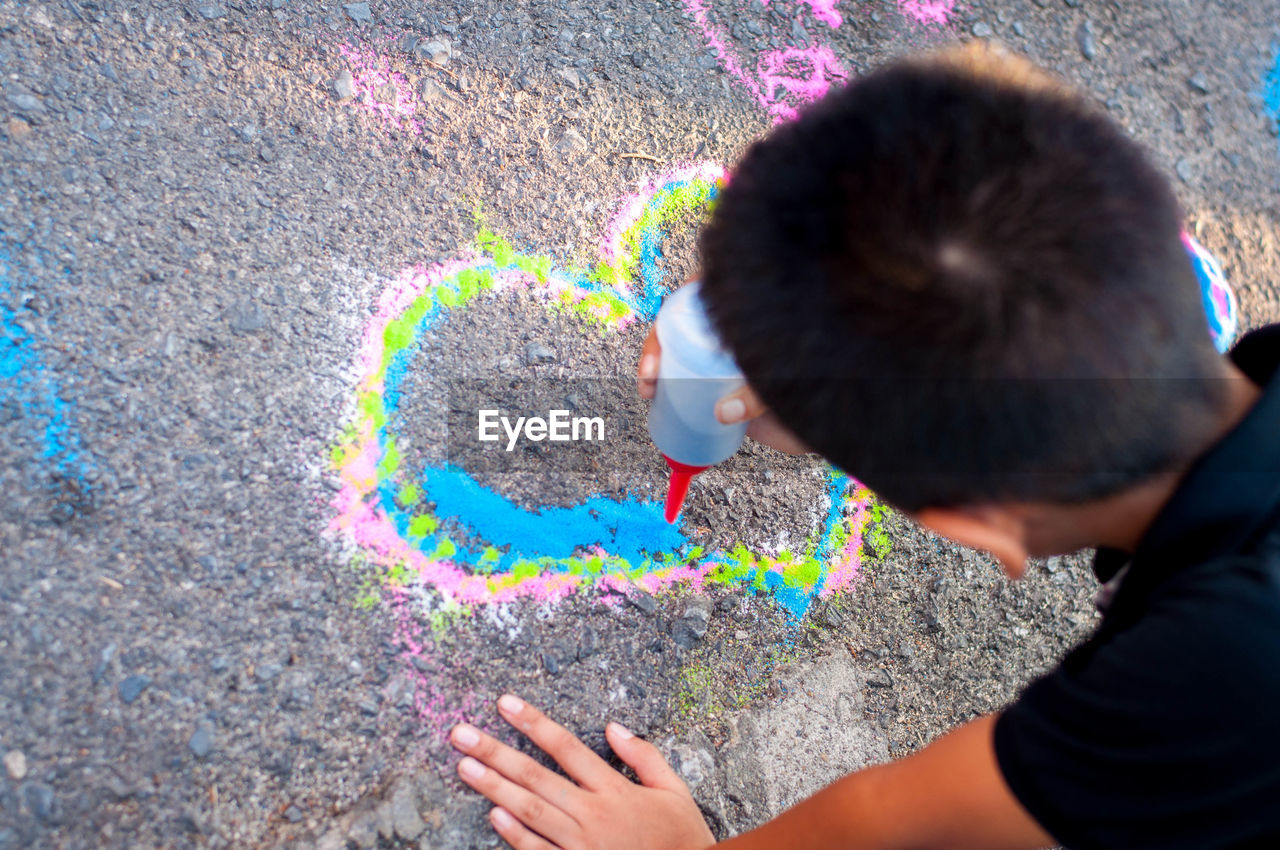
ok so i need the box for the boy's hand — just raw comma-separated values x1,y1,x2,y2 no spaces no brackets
450,695,716,850
636,326,810,456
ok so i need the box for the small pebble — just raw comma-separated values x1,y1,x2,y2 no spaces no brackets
1188,72,1210,94
227,300,267,334
3,751,27,781
627,591,657,615
7,93,45,114
5,117,32,140
118,674,151,704
971,22,993,38
255,662,284,682
415,39,452,66
420,79,448,104
22,783,55,822
671,604,711,649
555,68,583,90
1077,20,1097,60
523,341,556,365
189,726,213,759
343,3,372,23
557,127,588,153
390,784,426,840
577,628,599,660
333,70,355,101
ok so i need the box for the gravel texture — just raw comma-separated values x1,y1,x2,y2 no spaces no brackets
2,1,1279,848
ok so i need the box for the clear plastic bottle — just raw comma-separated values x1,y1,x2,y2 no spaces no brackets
647,281,748,521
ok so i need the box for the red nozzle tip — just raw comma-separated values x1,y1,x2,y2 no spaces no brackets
662,455,709,524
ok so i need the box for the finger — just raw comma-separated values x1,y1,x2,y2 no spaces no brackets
714,384,769,425
457,757,580,845
606,722,688,795
489,807,558,850
498,695,620,791
637,328,661,400
451,724,584,809
745,412,812,455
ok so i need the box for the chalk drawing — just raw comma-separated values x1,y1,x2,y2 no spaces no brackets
0,249,90,487
682,0,955,124
336,42,426,139
897,1,958,26
331,2,956,135
1184,234,1238,354
1262,46,1280,137
683,0,848,123
329,163,879,620
761,0,844,29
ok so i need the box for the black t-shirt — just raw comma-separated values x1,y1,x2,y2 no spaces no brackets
994,324,1280,850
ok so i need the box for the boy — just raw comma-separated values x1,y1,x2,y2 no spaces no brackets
447,44,1280,848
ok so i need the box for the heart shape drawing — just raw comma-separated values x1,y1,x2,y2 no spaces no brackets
328,163,880,618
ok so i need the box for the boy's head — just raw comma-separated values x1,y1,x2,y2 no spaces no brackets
700,44,1230,517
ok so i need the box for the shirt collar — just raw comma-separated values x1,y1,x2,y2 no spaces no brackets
1093,324,1280,592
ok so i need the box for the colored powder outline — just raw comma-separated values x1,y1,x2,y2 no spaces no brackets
897,1,957,26
1263,46,1280,135
1182,233,1238,354
0,249,87,480
329,163,880,618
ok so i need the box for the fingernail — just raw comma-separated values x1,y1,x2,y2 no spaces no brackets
638,354,657,381
491,807,516,829
717,397,746,423
452,724,480,749
458,757,485,780
608,722,634,739
498,694,524,714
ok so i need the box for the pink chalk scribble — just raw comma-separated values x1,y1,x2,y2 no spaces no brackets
387,588,485,737
897,0,957,25
683,0,955,124
337,43,426,138
758,46,847,116
821,495,867,596
683,0,848,123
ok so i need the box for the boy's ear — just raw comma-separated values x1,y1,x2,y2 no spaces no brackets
913,506,1030,579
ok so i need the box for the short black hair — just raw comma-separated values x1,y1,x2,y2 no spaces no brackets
700,45,1228,511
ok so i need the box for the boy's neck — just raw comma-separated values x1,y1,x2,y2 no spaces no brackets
1032,363,1263,556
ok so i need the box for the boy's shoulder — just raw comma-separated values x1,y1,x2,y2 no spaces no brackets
994,545,1280,849
993,322,1280,850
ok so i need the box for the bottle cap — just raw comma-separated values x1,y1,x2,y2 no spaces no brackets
662,455,709,523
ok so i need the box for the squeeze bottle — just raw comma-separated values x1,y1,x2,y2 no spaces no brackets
647,281,748,523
